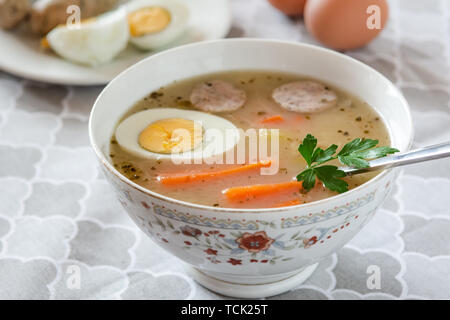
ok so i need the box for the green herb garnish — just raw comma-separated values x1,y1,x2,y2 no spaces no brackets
296,134,399,193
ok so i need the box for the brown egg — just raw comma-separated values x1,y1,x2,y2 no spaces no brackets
268,0,307,16
304,0,389,50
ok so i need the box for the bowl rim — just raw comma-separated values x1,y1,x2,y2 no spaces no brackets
89,38,414,214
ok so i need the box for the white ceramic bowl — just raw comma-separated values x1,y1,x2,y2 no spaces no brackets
89,39,413,298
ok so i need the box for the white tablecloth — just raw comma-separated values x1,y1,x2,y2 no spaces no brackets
0,0,449,299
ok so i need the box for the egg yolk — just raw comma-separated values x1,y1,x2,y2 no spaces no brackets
128,7,171,37
40,36,50,49
138,118,203,154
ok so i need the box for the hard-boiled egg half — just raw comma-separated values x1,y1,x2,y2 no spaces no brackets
45,8,129,67
115,108,239,162
124,0,189,50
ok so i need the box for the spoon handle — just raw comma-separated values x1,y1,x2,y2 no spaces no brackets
340,141,450,175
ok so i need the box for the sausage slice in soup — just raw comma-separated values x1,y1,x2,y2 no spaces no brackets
190,80,247,112
272,80,337,113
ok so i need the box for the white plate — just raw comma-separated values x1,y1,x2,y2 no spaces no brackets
0,0,231,85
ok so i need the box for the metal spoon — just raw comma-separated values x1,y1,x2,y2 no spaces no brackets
340,141,450,175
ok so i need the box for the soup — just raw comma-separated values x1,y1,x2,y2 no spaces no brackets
110,71,391,209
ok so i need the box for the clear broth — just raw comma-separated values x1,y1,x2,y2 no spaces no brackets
110,71,391,209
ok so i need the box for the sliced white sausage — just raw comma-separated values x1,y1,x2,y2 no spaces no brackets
190,80,246,113
272,81,337,113
82,0,117,18
30,0,117,35
0,0,30,29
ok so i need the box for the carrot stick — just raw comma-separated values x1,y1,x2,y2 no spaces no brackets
223,180,303,203
157,161,272,185
271,199,303,207
260,115,284,124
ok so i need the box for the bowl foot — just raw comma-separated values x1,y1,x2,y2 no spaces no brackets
185,263,318,298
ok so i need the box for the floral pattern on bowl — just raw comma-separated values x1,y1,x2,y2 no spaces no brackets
103,164,388,269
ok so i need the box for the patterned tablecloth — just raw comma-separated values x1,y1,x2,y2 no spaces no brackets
0,0,449,300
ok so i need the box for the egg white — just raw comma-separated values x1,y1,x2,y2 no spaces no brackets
115,108,239,161
46,9,129,67
124,0,189,50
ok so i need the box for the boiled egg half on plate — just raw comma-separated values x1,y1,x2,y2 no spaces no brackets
43,0,189,66
115,108,239,162
45,8,129,67
124,0,189,50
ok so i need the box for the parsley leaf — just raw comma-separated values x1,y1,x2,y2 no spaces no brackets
338,156,369,168
337,138,378,156
314,166,348,193
296,168,316,191
298,134,317,166
337,139,399,169
296,134,399,193
354,146,399,159
312,144,338,164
